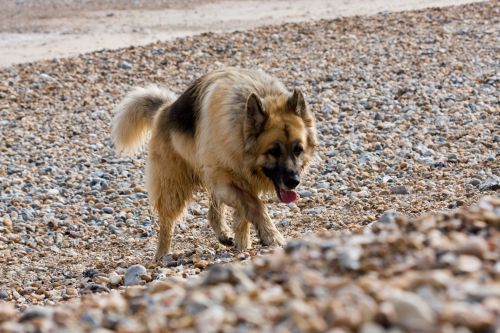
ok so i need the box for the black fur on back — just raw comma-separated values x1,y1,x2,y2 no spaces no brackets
165,79,201,136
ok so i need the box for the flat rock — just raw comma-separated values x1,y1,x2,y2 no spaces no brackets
390,185,410,195
124,264,147,286
390,292,435,330
479,176,500,191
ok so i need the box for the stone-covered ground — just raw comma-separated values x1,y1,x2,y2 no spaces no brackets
0,1,498,331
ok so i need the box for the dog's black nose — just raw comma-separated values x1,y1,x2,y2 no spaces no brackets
284,172,300,189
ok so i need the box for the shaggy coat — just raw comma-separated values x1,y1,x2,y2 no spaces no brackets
112,68,316,260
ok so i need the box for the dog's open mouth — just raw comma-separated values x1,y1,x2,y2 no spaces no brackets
278,188,298,204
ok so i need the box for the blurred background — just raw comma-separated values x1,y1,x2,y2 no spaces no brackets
0,0,482,67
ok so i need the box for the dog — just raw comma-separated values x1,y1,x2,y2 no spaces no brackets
112,68,316,261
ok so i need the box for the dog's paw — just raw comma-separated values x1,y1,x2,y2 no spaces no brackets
234,235,251,251
218,235,234,247
154,253,166,263
259,231,286,247
153,254,173,265
154,246,172,263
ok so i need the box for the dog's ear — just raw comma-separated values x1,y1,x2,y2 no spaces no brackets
287,87,308,117
244,93,267,151
288,87,316,148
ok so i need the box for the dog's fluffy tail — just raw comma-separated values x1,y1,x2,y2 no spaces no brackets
112,85,177,155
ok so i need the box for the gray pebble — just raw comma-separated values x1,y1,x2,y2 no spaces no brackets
102,207,114,214
84,284,110,294
21,208,35,221
306,207,323,215
298,190,313,198
20,306,53,321
322,103,334,115
46,188,59,196
38,73,54,82
339,246,362,270
316,182,330,189
83,269,99,278
124,264,147,286
378,210,398,224
468,178,481,187
447,153,458,163
279,220,290,227
479,176,500,191
119,61,132,70
80,312,100,328
359,152,373,165
391,185,410,195
177,223,188,231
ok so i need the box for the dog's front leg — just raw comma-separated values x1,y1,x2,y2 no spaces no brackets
253,208,286,248
212,181,285,250
208,195,234,246
232,209,251,250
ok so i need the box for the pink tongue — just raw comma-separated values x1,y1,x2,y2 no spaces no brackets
279,189,298,204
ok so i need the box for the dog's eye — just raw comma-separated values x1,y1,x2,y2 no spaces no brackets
293,145,304,156
267,146,281,157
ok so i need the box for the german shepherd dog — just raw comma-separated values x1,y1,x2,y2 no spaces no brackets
112,68,316,261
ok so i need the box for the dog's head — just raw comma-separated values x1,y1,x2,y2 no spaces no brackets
244,87,317,203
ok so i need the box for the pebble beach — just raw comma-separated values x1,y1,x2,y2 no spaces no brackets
0,0,498,331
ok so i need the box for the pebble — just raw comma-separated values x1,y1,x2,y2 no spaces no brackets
377,210,398,225
83,284,110,294
94,275,110,285
390,185,410,195
359,323,385,333
468,178,481,187
3,196,498,331
119,61,132,70
124,264,147,286
0,303,16,323
2,217,12,230
65,287,78,297
390,292,435,330
456,237,488,259
339,246,362,270
83,269,99,278
0,290,8,300
108,272,122,286
298,190,313,198
46,188,60,196
456,255,482,273
479,176,500,191
102,207,114,214
19,307,52,321
38,73,53,82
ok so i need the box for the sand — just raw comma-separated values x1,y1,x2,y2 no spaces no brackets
0,0,484,67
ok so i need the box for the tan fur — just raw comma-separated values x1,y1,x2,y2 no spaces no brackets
111,68,316,261
111,85,177,155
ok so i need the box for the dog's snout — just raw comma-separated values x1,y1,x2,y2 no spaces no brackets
284,171,300,189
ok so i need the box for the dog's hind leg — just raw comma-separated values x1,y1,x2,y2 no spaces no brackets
147,138,194,262
208,196,234,246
